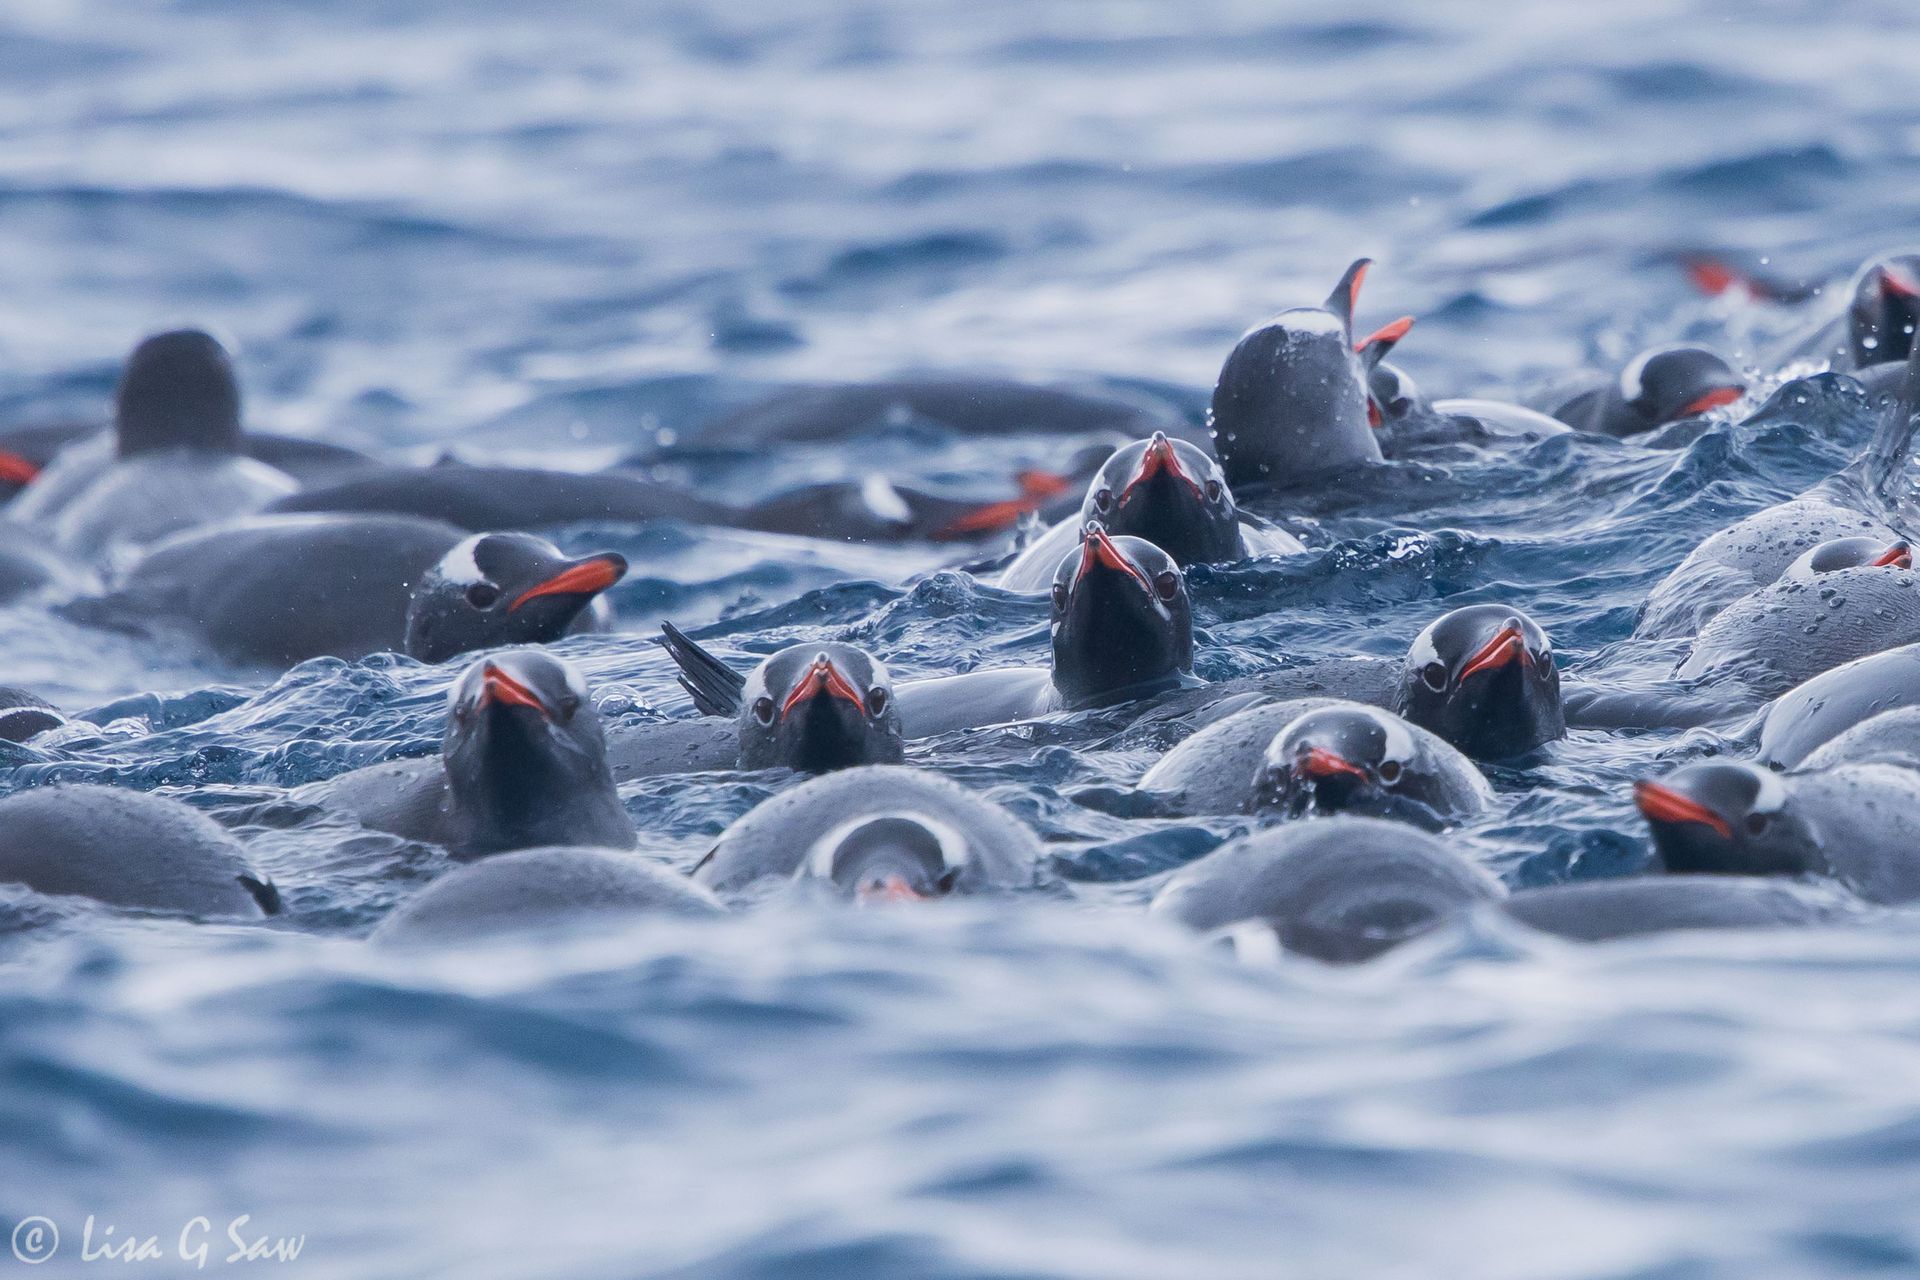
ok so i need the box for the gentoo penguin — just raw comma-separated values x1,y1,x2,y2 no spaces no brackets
1209,259,1406,488
1150,816,1504,963
70,517,625,667
7,330,297,559
604,630,904,781
1548,346,1748,438
0,686,65,743
372,847,722,946
994,433,1305,593
1637,344,1920,639
1498,875,1851,942
267,462,734,533
694,766,1038,894
1398,604,1565,759
1365,360,1572,454
0,785,278,917
1634,760,1920,903
1797,705,1920,773
301,650,634,859
1766,252,1920,370
1754,642,1920,768
0,418,374,504
1675,535,1920,695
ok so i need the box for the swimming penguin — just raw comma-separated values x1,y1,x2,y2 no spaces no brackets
0,785,278,917
266,461,735,533
693,765,1038,894
1768,252,1920,370
1365,360,1572,454
603,629,904,780
7,330,298,560
1399,604,1565,759
0,686,65,743
1547,346,1748,438
1252,702,1494,828
0,522,88,603
1754,642,1920,768
371,846,722,946
1150,816,1503,963
1634,760,1920,903
1209,259,1408,488
993,433,1305,593
0,418,374,504
70,516,625,668
1637,345,1920,639
1796,705,1920,773
1497,875,1852,942
301,650,634,859
1675,535,1920,695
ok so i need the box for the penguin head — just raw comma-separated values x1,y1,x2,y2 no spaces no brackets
1049,526,1193,708
1847,253,1920,366
1400,604,1564,760
1789,535,1913,579
737,643,903,774
1078,433,1240,566
1614,346,1746,432
444,649,604,780
114,329,243,457
1634,762,1815,877
1254,705,1423,822
405,533,627,664
799,813,971,903
1365,360,1425,430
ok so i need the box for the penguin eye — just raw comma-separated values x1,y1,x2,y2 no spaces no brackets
751,697,775,726
1093,488,1113,512
1154,570,1180,600
1051,582,1069,611
465,583,500,610
557,695,581,721
1205,479,1223,503
1744,813,1768,837
1421,661,1449,691
1536,649,1554,673
867,686,889,716
1378,760,1402,785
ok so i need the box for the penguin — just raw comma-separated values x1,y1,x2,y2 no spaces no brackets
0,418,374,503
1209,259,1408,488
1796,705,1920,773
1251,702,1494,829
0,521,88,603
1754,642,1920,768
693,765,1039,894
1365,360,1572,454
1637,344,1920,639
1548,346,1748,438
371,847,723,946
7,330,298,559
266,462,736,533
1675,535,1920,695
1150,816,1504,963
1497,876,1852,942
1634,760,1920,903
300,650,634,859
0,686,65,744
603,630,904,781
1767,252,1920,370
71,516,625,668
1398,604,1565,759
0,785,278,917
994,433,1305,593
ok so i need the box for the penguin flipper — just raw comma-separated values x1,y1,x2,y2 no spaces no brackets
659,621,747,718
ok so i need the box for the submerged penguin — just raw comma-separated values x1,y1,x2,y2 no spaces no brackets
301,650,634,859
1755,642,1920,768
1766,251,1920,371
69,516,625,668
1548,346,1748,438
995,433,1305,592
1497,875,1852,942
8,330,298,559
1365,360,1572,454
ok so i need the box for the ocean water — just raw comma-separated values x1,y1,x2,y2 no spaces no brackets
2,1,1920,1276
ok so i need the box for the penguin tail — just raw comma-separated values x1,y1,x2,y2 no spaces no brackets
1355,315,1415,369
658,620,747,718
1323,257,1372,337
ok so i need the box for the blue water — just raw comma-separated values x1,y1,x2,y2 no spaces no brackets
3,1,1920,1275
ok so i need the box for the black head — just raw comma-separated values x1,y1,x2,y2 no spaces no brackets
1614,346,1746,431
1078,433,1240,566
800,813,970,903
1848,253,1920,366
442,649,632,857
1634,762,1814,877
405,533,627,664
114,329,243,457
1050,526,1193,708
1399,604,1564,760
737,643,903,773
1793,535,1912,577
1365,360,1425,430
1253,705,1421,821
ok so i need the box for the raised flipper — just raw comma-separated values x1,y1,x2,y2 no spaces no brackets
658,621,747,718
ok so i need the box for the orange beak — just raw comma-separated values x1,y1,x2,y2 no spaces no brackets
1873,541,1914,570
1072,525,1153,595
0,451,39,486
507,554,626,613
856,874,930,905
779,655,867,720
1297,747,1368,782
1633,781,1732,840
1677,385,1744,417
1456,623,1532,683
479,663,549,717
1119,432,1204,504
